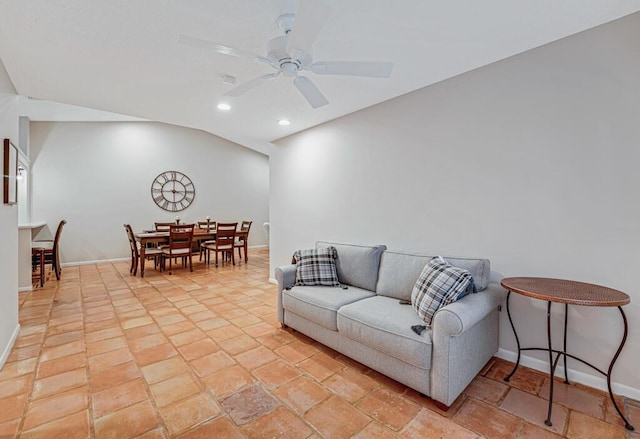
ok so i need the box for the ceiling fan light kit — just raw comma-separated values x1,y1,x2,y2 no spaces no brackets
179,0,393,109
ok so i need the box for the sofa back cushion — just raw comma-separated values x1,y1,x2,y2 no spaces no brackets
376,250,490,301
316,241,387,291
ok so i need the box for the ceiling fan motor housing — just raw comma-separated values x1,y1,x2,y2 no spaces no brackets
267,34,311,76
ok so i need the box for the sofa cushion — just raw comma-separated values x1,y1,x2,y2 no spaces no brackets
411,256,475,326
293,246,340,287
283,285,375,331
376,250,490,301
337,296,433,369
316,241,386,291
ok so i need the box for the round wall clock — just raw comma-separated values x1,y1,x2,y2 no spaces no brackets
151,171,195,212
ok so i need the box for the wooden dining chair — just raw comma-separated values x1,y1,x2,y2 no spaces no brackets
202,222,237,267
234,220,252,262
197,220,216,232
161,224,195,274
124,224,162,276
31,219,67,286
154,222,174,232
198,221,217,261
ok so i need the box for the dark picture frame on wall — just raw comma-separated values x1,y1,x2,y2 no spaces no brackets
3,138,18,204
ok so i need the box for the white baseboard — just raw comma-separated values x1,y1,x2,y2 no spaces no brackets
18,286,33,292
269,277,277,285
61,247,268,268
0,324,21,370
496,348,640,401
61,257,129,267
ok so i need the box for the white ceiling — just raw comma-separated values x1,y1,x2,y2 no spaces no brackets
1,1,640,155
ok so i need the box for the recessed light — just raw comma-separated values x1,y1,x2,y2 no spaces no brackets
217,103,231,111
278,119,291,126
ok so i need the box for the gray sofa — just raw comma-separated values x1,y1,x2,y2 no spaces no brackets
276,241,506,407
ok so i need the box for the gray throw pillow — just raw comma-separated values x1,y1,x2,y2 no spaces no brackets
411,256,476,326
293,246,340,287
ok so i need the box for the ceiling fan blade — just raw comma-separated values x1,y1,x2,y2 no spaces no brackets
225,72,281,97
293,76,328,108
281,0,297,15
309,61,393,78
286,0,331,60
178,34,273,65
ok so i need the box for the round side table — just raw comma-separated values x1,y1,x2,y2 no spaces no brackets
501,276,633,431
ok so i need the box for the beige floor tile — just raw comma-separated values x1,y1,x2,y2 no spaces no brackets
242,406,313,439
305,395,370,439
22,386,88,431
0,393,28,424
235,345,278,370
0,373,33,399
190,350,236,377
274,376,332,415
176,338,219,361
297,352,343,381
357,387,421,431
274,341,318,364
201,364,255,398
158,392,221,436
402,408,476,438
218,334,260,355
566,411,627,439
141,356,190,384
20,410,90,439
464,374,510,404
500,388,568,434
92,379,149,418
89,361,142,392
253,359,301,390
94,400,160,439
454,397,523,438
32,368,87,400
539,378,605,420
324,367,379,403
149,373,202,407
175,416,242,439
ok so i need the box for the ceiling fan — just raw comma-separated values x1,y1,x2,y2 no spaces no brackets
178,0,393,109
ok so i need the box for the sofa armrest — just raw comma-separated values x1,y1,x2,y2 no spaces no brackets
430,282,506,406
432,283,507,336
275,265,297,322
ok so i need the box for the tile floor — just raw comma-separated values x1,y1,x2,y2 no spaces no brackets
1,248,638,438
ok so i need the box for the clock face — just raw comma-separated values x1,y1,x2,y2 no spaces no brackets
151,171,195,212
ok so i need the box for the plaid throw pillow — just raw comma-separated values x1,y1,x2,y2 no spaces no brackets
293,246,340,287
411,256,476,326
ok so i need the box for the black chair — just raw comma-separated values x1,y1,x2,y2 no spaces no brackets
32,219,66,286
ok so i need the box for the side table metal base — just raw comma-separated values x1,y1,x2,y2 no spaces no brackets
503,292,634,431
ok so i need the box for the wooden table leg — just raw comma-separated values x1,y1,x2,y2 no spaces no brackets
140,245,146,277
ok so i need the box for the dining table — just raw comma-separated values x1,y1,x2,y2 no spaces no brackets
134,228,248,277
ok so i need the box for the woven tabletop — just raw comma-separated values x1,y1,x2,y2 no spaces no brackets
501,277,630,307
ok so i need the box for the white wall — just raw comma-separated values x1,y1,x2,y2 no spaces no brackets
0,92,20,369
30,121,269,264
270,13,640,397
